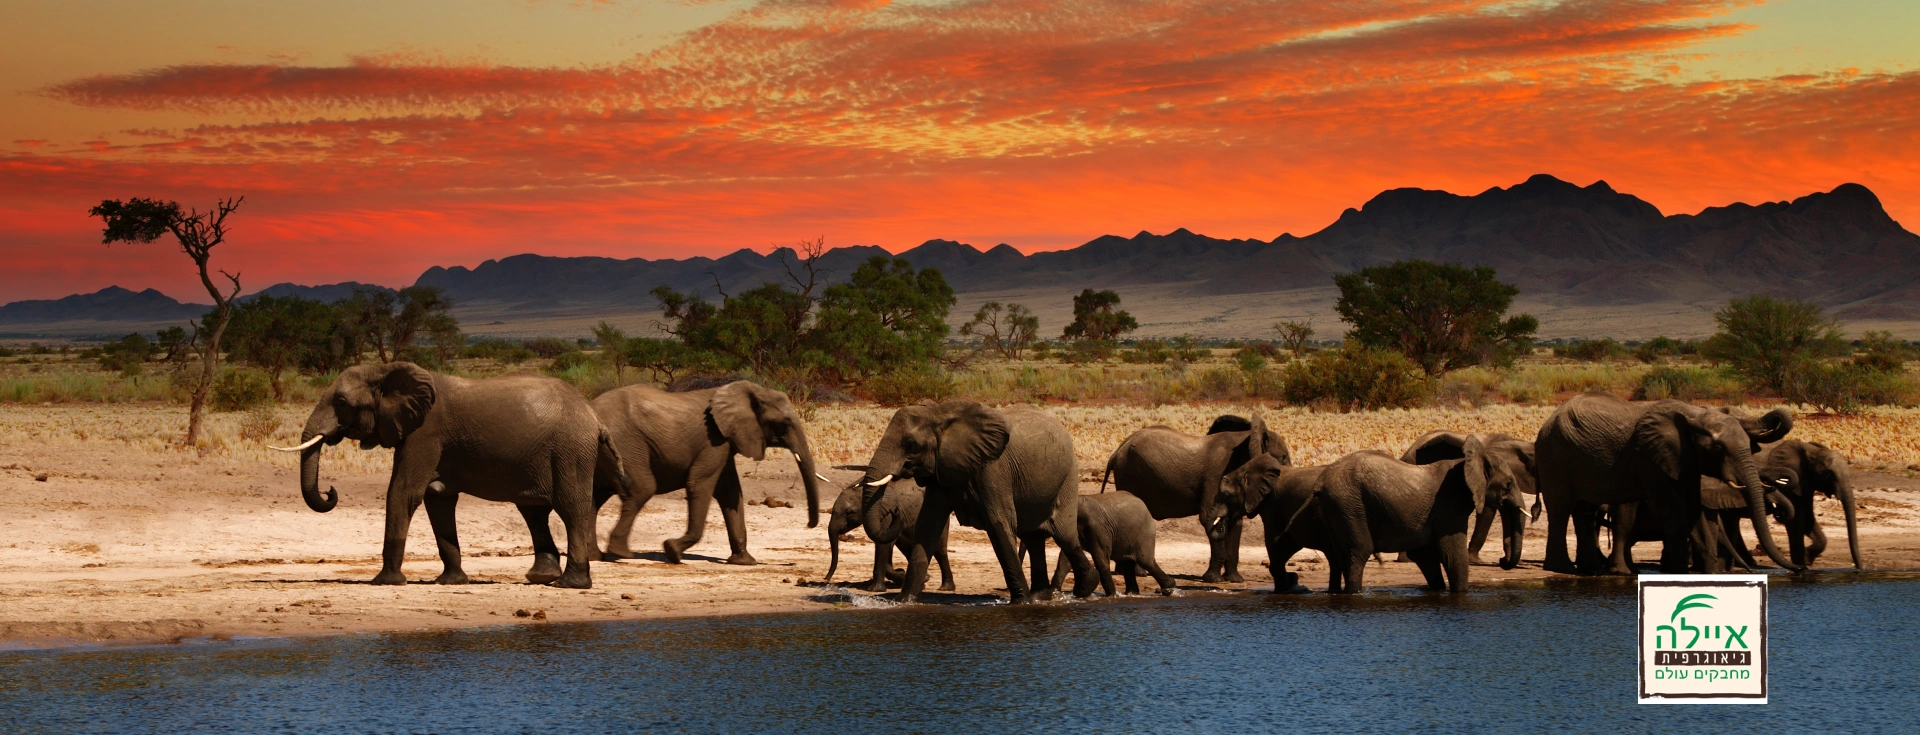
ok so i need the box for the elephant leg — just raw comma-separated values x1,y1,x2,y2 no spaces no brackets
1723,514,1759,569
1405,547,1446,591
1219,517,1246,583
986,521,1033,604
934,544,957,592
863,541,895,592
1049,542,1072,595
518,505,564,583
1139,553,1175,596
551,462,598,589
600,469,658,560
1605,503,1637,575
1265,533,1307,594
1543,497,1577,575
1023,532,1052,600
1438,534,1470,593
1115,558,1137,596
897,495,951,603
664,460,724,564
1051,512,1098,600
373,459,435,586
713,459,757,566
1787,516,1810,567
423,490,468,585
1656,505,1692,575
1802,507,1828,566
1571,503,1607,576
1201,516,1231,583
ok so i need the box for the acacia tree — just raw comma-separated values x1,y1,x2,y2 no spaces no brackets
90,196,244,445
1273,320,1314,358
1700,295,1850,394
1334,260,1537,375
960,301,1040,359
1062,289,1138,342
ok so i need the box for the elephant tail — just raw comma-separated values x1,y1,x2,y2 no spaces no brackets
597,428,635,500
1099,453,1115,493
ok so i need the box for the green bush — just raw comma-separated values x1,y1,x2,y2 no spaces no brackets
1280,345,1429,410
465,339,536,364
1633,336,1698,363
524,338,578,359
549,351,597,372
1635,366,1744,402
1784,361,1920,414
864,368,956,406
1554,338,1629,362
210,367,273,411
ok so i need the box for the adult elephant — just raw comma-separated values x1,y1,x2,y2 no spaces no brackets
1535,393,1798,575
1312,450,1479,593
856,400,1095,604
1611,468,1798,572
279,362,622,588
1100,414,1291,583
1400,431,1537,569
1210,455,1333,593
823,476,954,592
592,381,825,565
1760,439,1863,570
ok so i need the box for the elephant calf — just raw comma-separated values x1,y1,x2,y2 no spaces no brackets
824,478,954,592
1048,492,1175,596
1213,455,1336,593
1315,450,1478,593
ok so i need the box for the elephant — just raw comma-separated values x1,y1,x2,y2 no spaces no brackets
1099,413,1292,583
1310,450,1479,593
1608,467,1798,572
855,400,1095,604
823,475,954,592
1044,491,1176,596
1759,439,1863,570
279,362,623,588
1535,393,1799,575
1400,431,1538,569
591,381,825,565
1211,455,1337,593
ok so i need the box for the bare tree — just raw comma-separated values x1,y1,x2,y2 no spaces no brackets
1274,319,1315,358
961,301,1040,359
91,196,245,446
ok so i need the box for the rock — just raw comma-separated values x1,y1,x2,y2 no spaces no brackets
765,498,794,508
531,610,547,621
34,473,49,482
514,609,531,618
620,593,634,600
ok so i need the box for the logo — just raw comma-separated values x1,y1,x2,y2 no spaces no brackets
1638,574,1767,704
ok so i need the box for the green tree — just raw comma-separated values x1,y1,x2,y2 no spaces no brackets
91,196,245,445
1700,295,1849,394
1334,260,1536,375
960,301,1040,360
1062,289,1138,354
154,326,194,365
346,286,462,367
812,256,956,381
593,321,627,381
624,337,715,386
223,294,349,399
1273,320,1315,358
98,333,153,376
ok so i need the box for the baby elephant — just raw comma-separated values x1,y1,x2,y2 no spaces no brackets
824,477,954,592
1049,492,1176,596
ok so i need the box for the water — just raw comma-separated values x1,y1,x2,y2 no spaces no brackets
4,574,1918,733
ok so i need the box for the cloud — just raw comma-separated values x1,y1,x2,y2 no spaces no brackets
7,0,1918,301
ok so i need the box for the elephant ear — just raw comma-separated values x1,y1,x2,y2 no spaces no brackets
1245,412,1267,458
1699,477,1749,511
936,401,1011,476
374,362,436,448
1462,434,1491,508
1510,440,1539,495
711,381,768,460
1401,431,1467,465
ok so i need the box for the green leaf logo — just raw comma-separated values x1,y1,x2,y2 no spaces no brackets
1670,593,1716,622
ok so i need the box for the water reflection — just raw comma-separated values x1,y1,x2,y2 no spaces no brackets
3,575,1916,733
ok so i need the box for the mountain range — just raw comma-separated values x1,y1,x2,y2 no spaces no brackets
7,175,1917,339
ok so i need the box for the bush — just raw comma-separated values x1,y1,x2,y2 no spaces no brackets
549,351,597,372
1784,361,1920,414
1554,338,1629,362
238,404,282,442
1635,366,1745,402
210,367,273,412
1634,336,1697,363
1280,345,1429,410
465,339,536,364
864,368,956,406
1063,339,1116,363
1700,295,1849,395
524,338,578,359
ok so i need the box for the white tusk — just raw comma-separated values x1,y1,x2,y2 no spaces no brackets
816,473,832,483
865,473,894,487
269,435,324,452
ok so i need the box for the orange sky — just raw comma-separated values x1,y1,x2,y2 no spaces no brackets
3,0,1918,302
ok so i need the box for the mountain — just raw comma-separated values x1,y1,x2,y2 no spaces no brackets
244,282,396,303
9,176,1918,338
0,286,207,329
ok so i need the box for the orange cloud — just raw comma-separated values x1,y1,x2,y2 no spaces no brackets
5,0,1916,303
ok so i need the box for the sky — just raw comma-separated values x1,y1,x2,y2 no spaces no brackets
3,0,1917,303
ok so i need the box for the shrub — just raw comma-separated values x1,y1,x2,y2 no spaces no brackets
549,351,597,372
1554,338,1630,362
1280,345,1429,410
210,367,273,411
465,339,536,364
1633,336,1697,363
1699,295,1849,395
1062,339,1116,363
1784,361,1920,415
524,338,578,359
1635,366,1744,402
238,404,282,442
864,367,956,406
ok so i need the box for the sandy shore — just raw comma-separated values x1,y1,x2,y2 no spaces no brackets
5,412,1919,650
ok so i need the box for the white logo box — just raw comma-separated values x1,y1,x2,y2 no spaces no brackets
1638,574,1768,704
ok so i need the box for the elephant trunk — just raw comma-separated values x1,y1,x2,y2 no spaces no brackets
825,522,844,582
790,432,824,529
1733,446,1799,571
1499,503,1525,570
1838,480,1862,571
1468,502,1498,558
297,401,341,513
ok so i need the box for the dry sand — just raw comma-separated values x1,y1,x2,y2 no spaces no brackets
4,404,1919,650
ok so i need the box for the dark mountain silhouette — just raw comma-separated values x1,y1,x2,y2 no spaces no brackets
9,175,1918,336
245,281,396,303
0,286,207,326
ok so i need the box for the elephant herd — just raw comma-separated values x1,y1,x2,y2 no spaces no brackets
279,364,1862,600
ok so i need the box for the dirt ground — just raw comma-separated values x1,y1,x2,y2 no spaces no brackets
6,428,1920,651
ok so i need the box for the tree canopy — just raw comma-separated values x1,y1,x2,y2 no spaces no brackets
1700,295,1850,394
1062,289,1138,343
1334,260,1537,375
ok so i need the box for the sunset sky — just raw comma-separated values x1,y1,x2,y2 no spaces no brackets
3,0,1917,303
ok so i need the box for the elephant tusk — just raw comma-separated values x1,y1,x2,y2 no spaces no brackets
269,435,324,452
816,473,832,483
865,474,894,487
